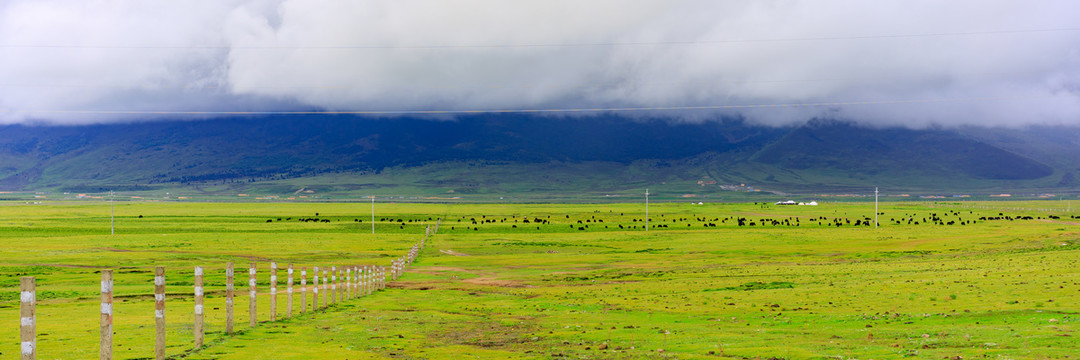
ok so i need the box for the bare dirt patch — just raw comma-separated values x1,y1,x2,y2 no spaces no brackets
409,266,477,276
387,282,445,290
462,277,533,288
439,249,470,256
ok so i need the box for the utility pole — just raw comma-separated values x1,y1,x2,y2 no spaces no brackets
110,191,115,235
874,187,879,229
645,188,649,232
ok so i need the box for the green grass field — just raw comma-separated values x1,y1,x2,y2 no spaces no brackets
0,200,1077,359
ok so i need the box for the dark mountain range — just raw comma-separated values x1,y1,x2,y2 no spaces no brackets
0,115,1073,195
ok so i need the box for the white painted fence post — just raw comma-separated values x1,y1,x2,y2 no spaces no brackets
154,267,165,360
193,266,204,348
21,277,35,360
287,264,294,317
225,262,234,334
248,263,257,327
101,270,113,359
300,267,307,314
270,262,277,321
312,266,319,310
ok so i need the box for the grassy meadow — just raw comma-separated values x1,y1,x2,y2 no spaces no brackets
0,200,1077,359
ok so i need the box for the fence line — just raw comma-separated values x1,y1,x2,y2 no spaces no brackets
14,220,438,360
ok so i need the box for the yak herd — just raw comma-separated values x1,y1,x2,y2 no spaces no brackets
264,214,438,229
260,208,1077,232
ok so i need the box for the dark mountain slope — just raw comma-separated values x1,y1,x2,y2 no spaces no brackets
753,121,1053,180
0,115,785,190
0,115,1063,194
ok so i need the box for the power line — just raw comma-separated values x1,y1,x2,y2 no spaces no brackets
6,95,1047,116
2,27,1077,50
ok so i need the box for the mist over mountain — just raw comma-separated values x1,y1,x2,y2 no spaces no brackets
0,115,1072,195
2,1,1078,128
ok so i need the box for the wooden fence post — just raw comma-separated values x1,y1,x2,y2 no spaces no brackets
330,266,337,305
270,262,277,321
101,270,113,360
336,267,342,303
225,262,234,334
287,264,294,318
300,268,307,314
345,267,351,300
154,266,165,360
322,269,328,308
248,263,257,327
312,266,319,310
194,266,204,349
20,277,35,360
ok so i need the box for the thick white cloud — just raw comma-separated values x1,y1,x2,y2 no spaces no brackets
1,0,1078,127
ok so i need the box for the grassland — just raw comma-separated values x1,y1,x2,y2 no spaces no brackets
0,200,1077,359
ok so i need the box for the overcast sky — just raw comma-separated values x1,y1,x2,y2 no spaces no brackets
1,0,1078,127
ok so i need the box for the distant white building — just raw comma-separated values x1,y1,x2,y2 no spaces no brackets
778,200,819,206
